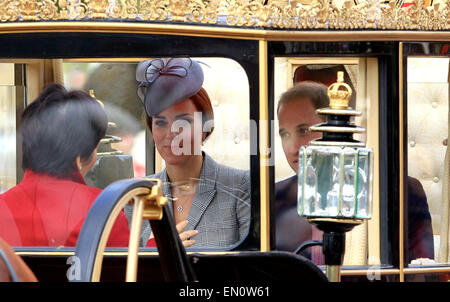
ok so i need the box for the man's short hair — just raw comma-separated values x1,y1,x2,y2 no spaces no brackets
277,81,329,115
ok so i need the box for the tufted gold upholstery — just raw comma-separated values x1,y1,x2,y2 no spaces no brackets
200,58,251,170
343,222,367,265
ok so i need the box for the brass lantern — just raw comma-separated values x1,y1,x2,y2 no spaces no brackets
297,72,374,282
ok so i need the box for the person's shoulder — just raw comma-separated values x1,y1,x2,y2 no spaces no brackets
210,160,250,200
0,185,22,200
30,175,102,208
407,176,428,207
217,163,249,178
70,181,103,200
0,174,40,204
276,175,297,191
213,159,250,184
275,175,298,205
408,176,424,191
0,189,11,205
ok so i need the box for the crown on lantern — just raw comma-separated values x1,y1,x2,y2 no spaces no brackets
327,72,352,110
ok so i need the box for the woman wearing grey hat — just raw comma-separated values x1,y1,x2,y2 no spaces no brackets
132,58,251,249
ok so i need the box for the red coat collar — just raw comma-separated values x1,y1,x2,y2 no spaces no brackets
22,169,86,185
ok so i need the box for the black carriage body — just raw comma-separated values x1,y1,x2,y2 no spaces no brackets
0,27,448,282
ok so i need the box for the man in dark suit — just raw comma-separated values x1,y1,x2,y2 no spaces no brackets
275,81,434,264
275,82,328,263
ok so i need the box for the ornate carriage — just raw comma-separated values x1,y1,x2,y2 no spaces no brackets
0,0,448,282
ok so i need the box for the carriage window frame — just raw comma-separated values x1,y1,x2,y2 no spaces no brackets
268,41,403,271
271,55,381,268
3,34,448,280
401,42,450,275
0,33,261,254
63,56,254,251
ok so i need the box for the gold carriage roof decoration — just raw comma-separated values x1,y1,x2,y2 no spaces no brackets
0,0,448,30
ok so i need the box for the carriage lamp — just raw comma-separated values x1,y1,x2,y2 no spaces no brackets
297,72,374,282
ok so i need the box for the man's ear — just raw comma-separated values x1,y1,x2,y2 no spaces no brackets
75,156,82,171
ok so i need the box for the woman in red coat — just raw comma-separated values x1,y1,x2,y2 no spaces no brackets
0,83,130,247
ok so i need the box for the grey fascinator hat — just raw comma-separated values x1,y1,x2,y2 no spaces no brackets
136,57,204,117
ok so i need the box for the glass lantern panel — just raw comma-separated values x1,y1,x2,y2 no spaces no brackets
298,145,373,219
299,146,344,217
342,147,357,217
297,147,306,215
301,146,318,216
355,148,373,219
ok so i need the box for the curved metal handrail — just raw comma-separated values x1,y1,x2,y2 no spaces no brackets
0,237,38,282
294,240,323,255
0,249,19,282
73,178,196,282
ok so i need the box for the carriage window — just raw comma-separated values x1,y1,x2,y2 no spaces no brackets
406,57,449,266
0,58,251,250
149,57,251,250
68,58,252,250
64,61,146,181
273,57,381,266
153,57,251,173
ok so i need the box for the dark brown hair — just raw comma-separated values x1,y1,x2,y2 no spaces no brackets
277,81,329,116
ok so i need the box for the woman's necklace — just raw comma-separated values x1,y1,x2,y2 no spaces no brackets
171,182,195,213
174,198,189,212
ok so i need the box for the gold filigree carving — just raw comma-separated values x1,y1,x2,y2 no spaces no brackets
169,0,188,22
314,0,336,29
39,0,59,20
0,0,447,31
88,0,109,18
152,0,170,21
108,0,138,19
186,0,218,24
59,0,88,20
0,0,20,22
19,0,40,21
138,0,156,20
224,0,246,26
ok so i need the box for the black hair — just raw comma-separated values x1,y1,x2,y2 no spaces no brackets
21,83,107,178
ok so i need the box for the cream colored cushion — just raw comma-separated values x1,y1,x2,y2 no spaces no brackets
407,58,449,261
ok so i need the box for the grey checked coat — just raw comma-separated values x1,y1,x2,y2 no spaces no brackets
125,153,251,249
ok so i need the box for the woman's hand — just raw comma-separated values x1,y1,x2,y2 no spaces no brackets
176,220,198,248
